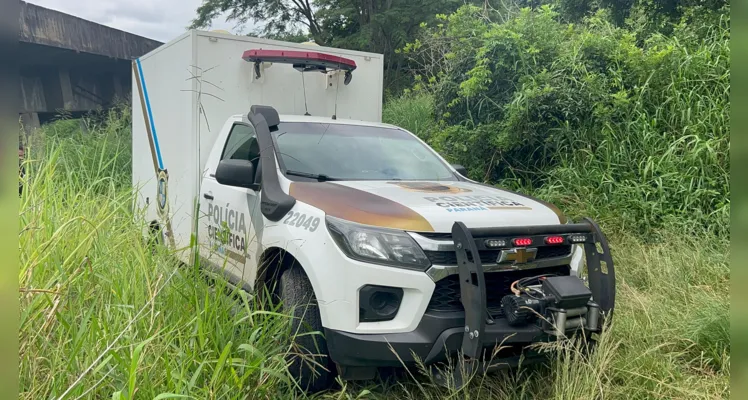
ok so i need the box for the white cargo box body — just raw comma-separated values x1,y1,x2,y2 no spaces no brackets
132,30,384,262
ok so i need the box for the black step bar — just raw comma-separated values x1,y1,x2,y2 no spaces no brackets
445,218,615,386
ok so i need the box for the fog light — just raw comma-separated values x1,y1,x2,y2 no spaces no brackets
359,285,403,322
370,292,398,314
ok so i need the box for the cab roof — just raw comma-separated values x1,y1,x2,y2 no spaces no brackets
232,113,400,130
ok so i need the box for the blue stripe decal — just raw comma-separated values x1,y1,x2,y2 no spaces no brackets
136,58,164,170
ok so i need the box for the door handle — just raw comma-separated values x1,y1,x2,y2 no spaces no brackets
203,193,214,200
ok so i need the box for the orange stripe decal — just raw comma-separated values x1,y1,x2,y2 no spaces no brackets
290,182,434,232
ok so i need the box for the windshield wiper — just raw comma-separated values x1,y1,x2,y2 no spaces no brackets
285,170,339,182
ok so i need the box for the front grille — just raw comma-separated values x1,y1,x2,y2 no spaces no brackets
424,245,571,266
427,265,571,313
417,232,454,240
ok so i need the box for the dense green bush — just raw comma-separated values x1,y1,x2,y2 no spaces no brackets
394,4,729,235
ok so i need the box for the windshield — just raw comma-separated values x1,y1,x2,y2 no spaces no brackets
272,122,457,181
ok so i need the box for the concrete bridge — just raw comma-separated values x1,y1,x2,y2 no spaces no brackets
19,1,163,131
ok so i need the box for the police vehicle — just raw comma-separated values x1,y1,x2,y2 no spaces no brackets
133,30,615,392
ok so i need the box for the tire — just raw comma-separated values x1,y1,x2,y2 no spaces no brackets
582,334,599,358
279,264,333,393
148,222,163,254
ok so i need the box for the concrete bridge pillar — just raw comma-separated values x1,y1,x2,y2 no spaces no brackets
58,68,74,110
113,75,124,100
19,112,40,135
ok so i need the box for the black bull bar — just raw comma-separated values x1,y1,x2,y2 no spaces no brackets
451,217,616,363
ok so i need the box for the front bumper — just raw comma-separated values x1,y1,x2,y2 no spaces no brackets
326,218,616,373
326,310,550,367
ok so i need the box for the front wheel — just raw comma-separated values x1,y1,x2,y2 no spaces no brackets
147,221,164,254
279,264,333,393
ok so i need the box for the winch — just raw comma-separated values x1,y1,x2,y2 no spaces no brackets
441,218,615,388
501,275,601,335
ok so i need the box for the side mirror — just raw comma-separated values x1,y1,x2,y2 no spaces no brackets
215,159,259,191
452,164,468,177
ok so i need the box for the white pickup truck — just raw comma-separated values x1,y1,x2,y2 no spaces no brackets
133,31,616,392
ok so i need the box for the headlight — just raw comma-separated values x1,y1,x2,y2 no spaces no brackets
325,216,431,271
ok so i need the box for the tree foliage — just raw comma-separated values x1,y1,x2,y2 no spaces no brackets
191,0,322,42
190,0,474,92
191,0,729,92
397,3,730,235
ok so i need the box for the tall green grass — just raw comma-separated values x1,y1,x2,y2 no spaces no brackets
382,93,436,141
19,112,729,399
18,116,300,399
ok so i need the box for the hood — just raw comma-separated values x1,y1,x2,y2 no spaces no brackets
288,180,565,232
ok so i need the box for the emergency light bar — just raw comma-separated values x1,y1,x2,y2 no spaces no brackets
242,49,357,84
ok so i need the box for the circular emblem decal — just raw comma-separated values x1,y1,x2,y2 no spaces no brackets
389,181,471,194
156,169,169,216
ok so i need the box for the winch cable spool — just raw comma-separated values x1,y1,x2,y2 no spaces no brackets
504,274,557,327
502,273,598,336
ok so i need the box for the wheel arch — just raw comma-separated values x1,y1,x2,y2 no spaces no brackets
256,246,321,299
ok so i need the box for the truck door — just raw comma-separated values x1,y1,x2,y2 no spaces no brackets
198,122,262,289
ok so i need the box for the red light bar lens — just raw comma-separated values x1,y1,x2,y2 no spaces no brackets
513,238,532,246
242,49,357,70
545,236,564,245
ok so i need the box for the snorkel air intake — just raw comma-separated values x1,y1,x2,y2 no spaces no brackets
248,105,296,221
